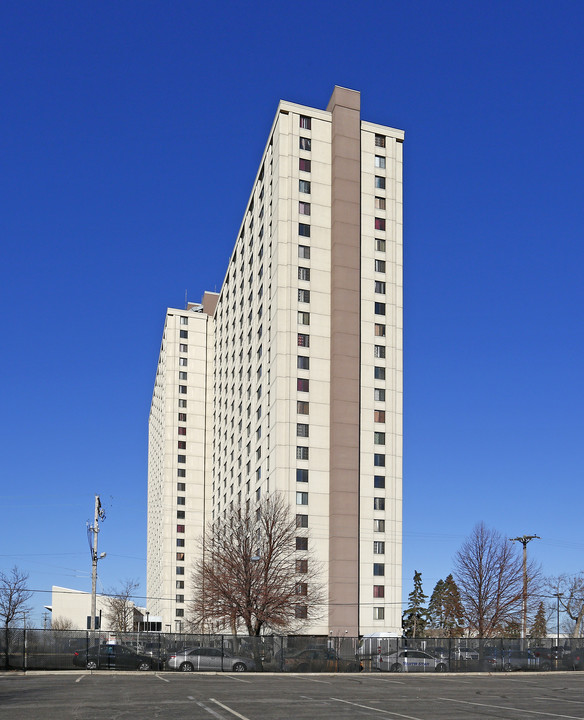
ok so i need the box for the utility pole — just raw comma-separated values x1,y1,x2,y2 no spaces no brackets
88,495,106,633
509,534,540,642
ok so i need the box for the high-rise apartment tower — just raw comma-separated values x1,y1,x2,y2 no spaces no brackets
147,86,403,635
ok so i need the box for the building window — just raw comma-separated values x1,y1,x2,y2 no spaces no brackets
375,218,386,231
299,179,311,194
299,158,311,172
298,267,311,281
177,524,185,533
296,492,308,505
296,559,308,573
178,427,186,436
179,357,188,366
298,311,310,325
176,552,185,561
179,371,187,380
297,423,309,437
176,567,185,575
177,468,186,477
374,541,385,554
296,537,308,551
297,333,310,347
178,413,187,422
298,289,310,303
179,385,187,394
375,281,386,294
295,582,308,596
374,497,386,510
375,134,386,148
177,483,186,491
374,155,386,169
374,475,385,488
374,388,386,401
180,330,188,339
297,401,309,415
373,585,385,598
296,446,309,460
178,399,187,408
296,468,309,483
177,496,186,506
297,355,310,369
374,607,385,620
177,454,186,463
374,432,386,445
374,454,386,467
374,410,386,423
295,605,308,619
375,260,386,273
374,367,386,380
374,302,386,315
176,594,184,603
300,115,311,129
299,136,311,151
373,563,385,576
375,238,386,252
179,343,188,352
176,580,184,589
299,201,311,215
374,345,386,359
297,378,310,393
298,245,311,259
374,519,385,532
298,223,311,237
374,324,386,337
375,176,386,189
375,196,386,210
296,514,308,527
177,510,185,519
180,316,188,325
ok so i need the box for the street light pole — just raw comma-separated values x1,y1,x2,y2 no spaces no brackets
555,592,563,648
88,495,106,633
509,534,540,642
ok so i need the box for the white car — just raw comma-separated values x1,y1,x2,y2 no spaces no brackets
378,649,448,673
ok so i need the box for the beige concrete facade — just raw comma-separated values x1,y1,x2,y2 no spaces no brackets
147,87,403,635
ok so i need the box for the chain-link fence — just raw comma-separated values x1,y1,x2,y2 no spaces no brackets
1,630,581,672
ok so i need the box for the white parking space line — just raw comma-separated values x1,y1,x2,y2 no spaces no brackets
533,698,584,706
438,696,584,719
286,675,331,684
210,697,252,720
196,700,228,719
331,698,427,719
75,675,84,683
155,673,170,682
222,674,251,683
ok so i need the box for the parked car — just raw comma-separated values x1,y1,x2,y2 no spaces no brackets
562,648,584,670
167,646,255,672
483,650,550,672
283,648,361,673
73,644,157,671
451,647,479,661
378,649,448,673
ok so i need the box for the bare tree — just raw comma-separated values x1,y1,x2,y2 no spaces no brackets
453,523,540,637
0,567,32,669
103,579,140,632
189,493,322,637
51,616,74,631
546,573,584,638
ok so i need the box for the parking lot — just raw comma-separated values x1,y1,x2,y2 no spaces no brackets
1,671,584,719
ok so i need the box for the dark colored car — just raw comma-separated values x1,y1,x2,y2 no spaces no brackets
73,644,157,671
563,648,584,670
483,650,550,672
283,648,361,673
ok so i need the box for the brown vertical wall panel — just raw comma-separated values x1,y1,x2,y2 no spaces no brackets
326,86,361,634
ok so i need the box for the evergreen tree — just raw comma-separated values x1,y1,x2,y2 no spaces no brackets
428,579,446,630
442,574,465,637
402,571,429,638
530,601,547,639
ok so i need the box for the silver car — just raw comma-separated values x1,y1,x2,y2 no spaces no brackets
167,646,255,672
378,649,448,673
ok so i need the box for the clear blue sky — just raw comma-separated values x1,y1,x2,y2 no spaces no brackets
1,1,583,626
